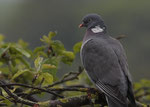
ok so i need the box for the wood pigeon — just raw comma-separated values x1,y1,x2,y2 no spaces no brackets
79,13,136,107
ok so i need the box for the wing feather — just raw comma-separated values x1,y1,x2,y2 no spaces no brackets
81,37,128,104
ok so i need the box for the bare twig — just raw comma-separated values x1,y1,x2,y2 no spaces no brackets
39,78,45,87
48,87,97,93
32,73,39,84
116,35,126,40
0,76,148,107
0,82,64,98
45,66,84,88
65,84,88,88
0,103,7,106
0,81,36,106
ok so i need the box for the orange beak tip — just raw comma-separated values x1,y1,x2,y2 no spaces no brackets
79,24,83,28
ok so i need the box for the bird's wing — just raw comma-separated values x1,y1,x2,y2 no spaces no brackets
110,37,132,82
110,37,136,106
81,38,127,104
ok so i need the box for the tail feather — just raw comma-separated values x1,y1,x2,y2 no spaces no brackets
106,96,128,107
127,85,137,107
127,78,137,107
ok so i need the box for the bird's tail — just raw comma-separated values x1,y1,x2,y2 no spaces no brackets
106,96,128,107
127,83,137,107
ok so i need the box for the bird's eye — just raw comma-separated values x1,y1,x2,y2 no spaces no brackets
84,21,88,24
84,19,91,24
88,19,91,22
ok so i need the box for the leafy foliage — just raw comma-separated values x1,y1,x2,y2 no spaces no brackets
134,79,150,103
0,32,84,106
0,32,150,106
73,41,82,54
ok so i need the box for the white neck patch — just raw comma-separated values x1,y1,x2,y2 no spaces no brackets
91,25,104,33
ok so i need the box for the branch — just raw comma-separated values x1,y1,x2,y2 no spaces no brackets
37,94,146,107
0,81,36,106
0,81,148,107
45,66,84,88
0,103,7,106
116,35,126,40
0,66,148,107
37,95,106,107
0,82,64,98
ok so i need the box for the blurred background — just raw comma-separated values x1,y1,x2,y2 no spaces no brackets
0,0,150,81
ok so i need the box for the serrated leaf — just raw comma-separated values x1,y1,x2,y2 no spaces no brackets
42,64,56,69
11,69,29,81
73,41,82,54
34,56,43,72
13,47,31,58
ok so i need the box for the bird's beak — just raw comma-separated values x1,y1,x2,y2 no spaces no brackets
79,23,84,28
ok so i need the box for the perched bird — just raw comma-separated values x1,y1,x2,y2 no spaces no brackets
79,14,136,107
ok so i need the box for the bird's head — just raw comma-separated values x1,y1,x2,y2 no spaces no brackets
79,13,106,33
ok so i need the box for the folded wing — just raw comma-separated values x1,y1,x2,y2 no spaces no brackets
81,37,128,106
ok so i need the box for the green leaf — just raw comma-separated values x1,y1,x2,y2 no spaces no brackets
11,58,16,67
0,34,5,42
38,72,53,86
18,39,28,48
48,31,57,40
0,96,11,106
42,64,56,69
0,46,9,58
73,41,82,54
42,57,59,80
40,31,57,44
36,51,48,58
42,72,53,85
34,56,43,72
43,57,60,67
13,47,31,58
40,35,50,44
61,51,75,65
51,40,65,54
11,69,29,81
0,67,9,75
33,46,45,54
0,62,3,66
16,56,30,68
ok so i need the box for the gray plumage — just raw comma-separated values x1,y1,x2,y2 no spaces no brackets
79,14,136,107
